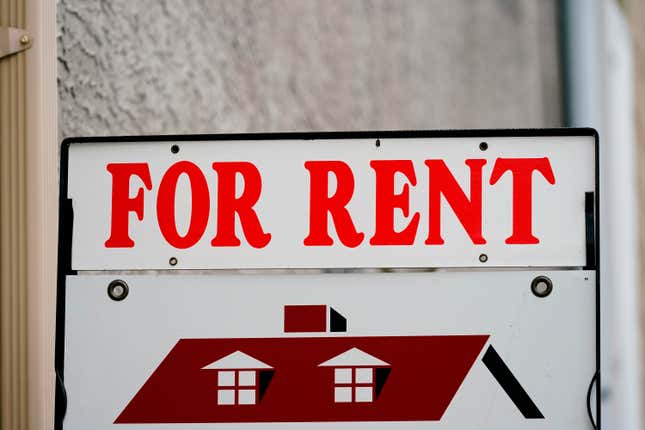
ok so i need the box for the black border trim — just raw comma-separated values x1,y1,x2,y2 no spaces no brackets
594,129,601,429
60,127,596,144
54,128,600,428
584,192,596,270
55,139,75,430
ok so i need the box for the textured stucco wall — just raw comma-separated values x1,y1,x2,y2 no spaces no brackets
57,0,562,138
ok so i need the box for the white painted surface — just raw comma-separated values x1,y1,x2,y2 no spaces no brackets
63,270,595,429
67,135,595,269
319,348,389,367
202,351,273,370
562,1,642,428
599,1,642,428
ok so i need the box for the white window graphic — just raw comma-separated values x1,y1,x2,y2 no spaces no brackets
333,367,374,403
201,350,273,406
319,347,390,404
217,369,258,405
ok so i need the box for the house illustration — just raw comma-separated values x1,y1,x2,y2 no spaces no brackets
201,350,273,406
319,347,391,403
118,306,539,424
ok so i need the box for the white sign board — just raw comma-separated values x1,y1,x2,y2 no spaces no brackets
56,130,599,430
65,133,595,269
63,271,595,429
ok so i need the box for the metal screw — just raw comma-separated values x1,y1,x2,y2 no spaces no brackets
107,280,129,301
531,276,553,298
375,139,381,148
171,144,179,154
19,34,30,45
479,253,488,263
479,142,488,151
169,257,178,266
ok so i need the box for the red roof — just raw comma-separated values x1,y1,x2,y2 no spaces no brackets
116,335,488,424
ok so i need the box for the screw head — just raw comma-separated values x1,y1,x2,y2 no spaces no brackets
19,34,30,45
478,253,488,263
531,276,553,298
107,280,129,301
169,257,178,266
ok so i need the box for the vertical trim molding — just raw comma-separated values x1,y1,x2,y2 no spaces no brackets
25,0,58,428
0,0,57,428
0,0,28,428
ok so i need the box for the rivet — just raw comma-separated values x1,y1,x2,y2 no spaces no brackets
107,280,129,301
19,34,30,45
479,142,488,151
479,253,488,263
531,276,553,298
169,257,178,266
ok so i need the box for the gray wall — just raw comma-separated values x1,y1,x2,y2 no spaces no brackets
57,0,562,137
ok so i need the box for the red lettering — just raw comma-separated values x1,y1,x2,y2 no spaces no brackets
489,157,556,244
211,162,271,248
105,163,152,248
425,159,486,245
303,161,364,248
369,160,420,245
156,161,210,249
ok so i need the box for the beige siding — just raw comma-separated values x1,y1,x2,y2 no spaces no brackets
1,0,58,428
0,0,28,428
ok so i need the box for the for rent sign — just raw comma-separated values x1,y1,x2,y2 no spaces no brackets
66,132,595,269
56,130,599,430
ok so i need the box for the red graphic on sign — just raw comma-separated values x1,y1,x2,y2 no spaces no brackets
115,335,488,423
104,156,556,250
283,305,327,333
